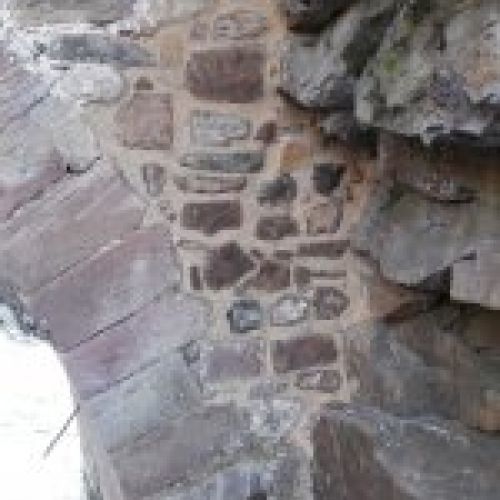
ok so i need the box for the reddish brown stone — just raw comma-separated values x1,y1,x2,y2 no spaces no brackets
181,200,242,235
256,216,299,241
298,240,349,259
186,48,264,103
250,260,291,292
116,92,173,150
314,287,350,320
272,334,337,373
204,242,255,290
200,339,265,382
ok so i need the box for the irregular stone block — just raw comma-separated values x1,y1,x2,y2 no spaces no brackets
55,64,124,104
29,226,180,352
279,0,352,31
142,163,166,196
181,200,242,235
312,163,346,196
256,216,299,241
296,369,342,393
306,199,343,236
186,48,264,103
298,240,349,259
204,242,255,290
48,34,155,66
314,287,350,319
227,299,262,334
258,174,297,206
271,295,309,326
181,151,264,174
279,137,312,172
191,110,251,146
213,10,268,39
174,174,247,194
313,404,500,500
272,334,337,373
116,93,173,150
199,339,265,382
249,261,291,292
254,120,277,143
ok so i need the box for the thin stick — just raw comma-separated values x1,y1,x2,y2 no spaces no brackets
42,404,81,460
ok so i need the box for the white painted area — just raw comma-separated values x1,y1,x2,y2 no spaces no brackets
0,305,85,500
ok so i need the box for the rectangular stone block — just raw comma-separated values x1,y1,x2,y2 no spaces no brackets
191,110,251,146
186,48,264,103
272,334,337,373
181,151,264,174
181,200,242,235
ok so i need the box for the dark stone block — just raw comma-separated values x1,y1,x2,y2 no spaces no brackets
250,261,291,292
258,174,297,206
204,242,255,290
306,199,344,236
314,287,350,320
272,334,337,373
141,163,166,196
227,299,262,334
256,216,299,241
312,163,346,196
186,47,264,103
181,200,242,235
298,240,349,259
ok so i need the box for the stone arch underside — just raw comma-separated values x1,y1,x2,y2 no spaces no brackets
1,1,500,500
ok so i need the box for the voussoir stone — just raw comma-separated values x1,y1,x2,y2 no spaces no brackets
186,47,264,103
29,225,180,352
116,92,173,150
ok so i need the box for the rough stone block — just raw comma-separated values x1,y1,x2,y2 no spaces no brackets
314,287,350,320
296,369,342,393
181,200,242,235
213,10,268,39
306,199,343,236
186,48,264,103
191,110,251,146
116,93,173,150
256,216,299,241
272,334,337,373
271,295,309,326
298,240,349,259
180,151,264,174
227,299,262,334
258,174,297,206
249,261,291,292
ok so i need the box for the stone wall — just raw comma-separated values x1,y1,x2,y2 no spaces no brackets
0,0,499,499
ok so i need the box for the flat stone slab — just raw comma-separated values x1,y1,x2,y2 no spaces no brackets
63,292,209,399
0,164,144,293
29,225,180,352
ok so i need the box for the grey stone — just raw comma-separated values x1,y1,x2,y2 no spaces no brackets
55,64,124,104
191,110,251,146
181,151,264,174
271,295,309,326
48,34,155,66
258,174,297,206
227,299,262,334
313,404,500,500
249,261,291,292
142,163,166,197
306,199,344,236
312,163,346,196
174,174,247,194
213,10,268,39
298,240,349,259
296,369,342,393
